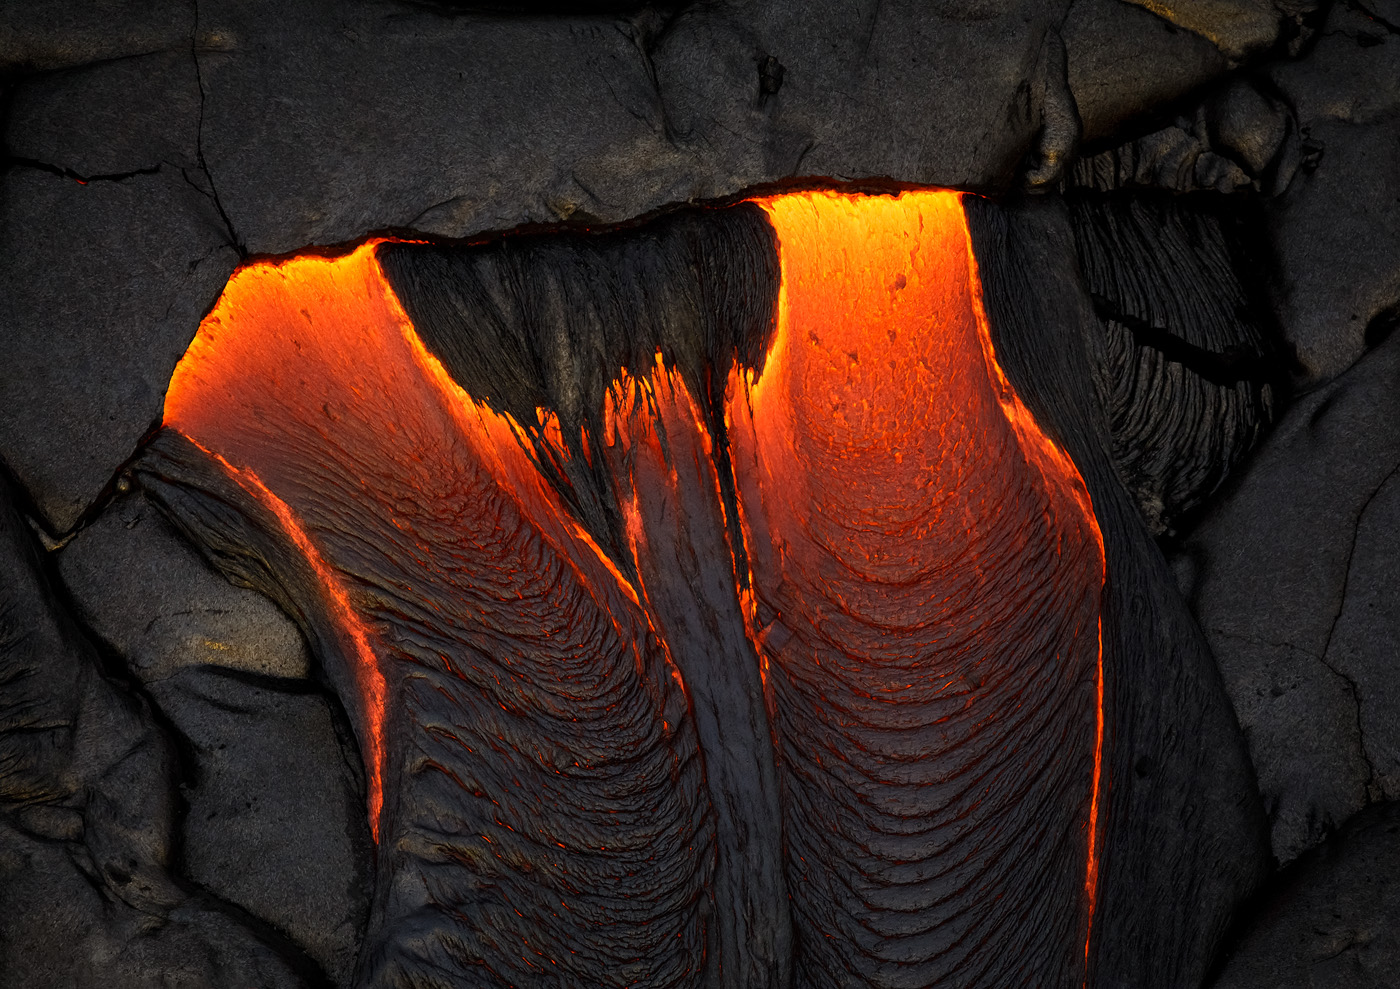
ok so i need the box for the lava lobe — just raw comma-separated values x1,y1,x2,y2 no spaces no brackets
147,189,1105,988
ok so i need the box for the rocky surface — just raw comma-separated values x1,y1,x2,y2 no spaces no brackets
3,0,1399,984
1176,330,1400,863
1211,802,1400,986
6,49,201,178
0,168,238,534
193,0,1071,257
1265,0,1400,385
56,491,370,983
151,667,371,987
58,491,311,682
0,471,310,988
1064,0,1232,145
0,0,193,75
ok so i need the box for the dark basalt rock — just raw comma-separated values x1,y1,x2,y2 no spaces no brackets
58,490,312,682
150,666,371,987
0,0,192,75
1210,801,1400,987
0,168,238,534
0,469,311,987
55,493,368,981
1265,0,1400,385
5,49,201,178
1063,0,1231,146
191,0,1070,257
1176,328,1400,864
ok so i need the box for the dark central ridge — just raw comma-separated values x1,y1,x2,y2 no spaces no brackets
140,190,1105,989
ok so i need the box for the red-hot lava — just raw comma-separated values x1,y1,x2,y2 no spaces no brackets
158,189,1105,988
162,243,714,987
730,190,1105,986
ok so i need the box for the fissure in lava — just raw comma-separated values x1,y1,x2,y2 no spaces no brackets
155,188,1106,988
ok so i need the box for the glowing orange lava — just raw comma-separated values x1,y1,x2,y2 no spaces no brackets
733,189,1106,983
164,242,406,839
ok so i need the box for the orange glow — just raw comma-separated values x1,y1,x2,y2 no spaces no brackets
165,242,406,839
735,189,1106,981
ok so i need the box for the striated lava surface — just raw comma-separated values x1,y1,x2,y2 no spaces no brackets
149,191,1105,988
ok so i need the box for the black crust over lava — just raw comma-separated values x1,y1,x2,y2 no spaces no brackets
376,204,779,585
965,193,1271,988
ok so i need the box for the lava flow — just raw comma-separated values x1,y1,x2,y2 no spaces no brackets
161,243,714,988
155,188,1106,989
730,189,1106,987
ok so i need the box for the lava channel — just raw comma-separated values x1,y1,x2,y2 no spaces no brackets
161,242,715,988
729,189,1106,988
153,188,1105,989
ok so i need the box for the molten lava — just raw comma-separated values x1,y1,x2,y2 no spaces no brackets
162,243,713,987
730,189,1105,986
157,189,1106,988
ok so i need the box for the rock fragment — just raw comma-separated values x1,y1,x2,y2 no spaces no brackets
0,168,238,533
58,491,311,682
1211,802,1400,987
150,667,370,987
1265,0,1400,384
1177,331,1400,862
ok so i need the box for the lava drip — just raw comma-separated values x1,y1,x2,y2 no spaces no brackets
159,244,714,989
729,190,1106,987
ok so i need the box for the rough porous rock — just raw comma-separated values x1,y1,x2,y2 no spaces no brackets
1117,0,1285,61
57,491,311,682
0,167,239,533
149,666,371,988
0,470,308,988
194,0,1067,256
1064,0,1231,145
5,49,201,177
1211,802,1400,987
1265,0,1400,385
0,0,192,74
1176,331,1400,863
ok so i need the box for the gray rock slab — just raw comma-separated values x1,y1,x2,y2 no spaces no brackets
0,470,308,989
6,49,201,177
1064,0,1231,144
1116,0,1283,61
194,0,1063,257
58,491,311,682
0,0,192,74
148,666,370,987
0,167,239,533
1211,802,1400,987
1176,331,1400,863
1266,2,1400,385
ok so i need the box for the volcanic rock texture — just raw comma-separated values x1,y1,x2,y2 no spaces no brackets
2,0,1400,986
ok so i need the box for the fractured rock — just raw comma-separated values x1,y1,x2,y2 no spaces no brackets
1064,0,1231,144
1177,330,1400,862
1266,0,1400,385
5,49,201,177
0,167,239,533
1211,802,1400,987
58,490,311,682
150,666,370,987
0,469,308,988
193,0,1065,256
